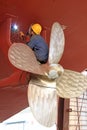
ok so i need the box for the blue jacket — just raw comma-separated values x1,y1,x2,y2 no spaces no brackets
27,35,49,63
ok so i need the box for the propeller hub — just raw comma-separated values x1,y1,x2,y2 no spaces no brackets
48,64,64,79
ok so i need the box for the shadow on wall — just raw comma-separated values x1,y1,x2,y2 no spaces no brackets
0,18,29,87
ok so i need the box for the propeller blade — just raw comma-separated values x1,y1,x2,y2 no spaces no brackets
28,74,58,127
8,43,44,75
48,22,65,64
56,69,87,98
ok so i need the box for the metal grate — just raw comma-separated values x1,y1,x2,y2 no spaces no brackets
69,90,87,130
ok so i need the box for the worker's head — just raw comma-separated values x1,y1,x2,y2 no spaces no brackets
31,23,42,35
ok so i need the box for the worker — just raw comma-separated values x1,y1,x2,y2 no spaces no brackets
26,23,49,64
